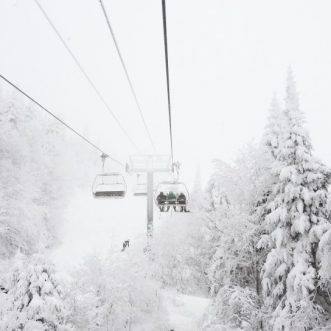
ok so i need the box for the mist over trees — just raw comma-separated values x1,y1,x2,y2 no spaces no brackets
0,86,96,259
1,72,331,330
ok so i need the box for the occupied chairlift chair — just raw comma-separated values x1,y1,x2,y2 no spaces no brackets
155,181,190,212
92,154,127,198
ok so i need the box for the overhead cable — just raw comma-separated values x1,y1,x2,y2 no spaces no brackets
99,0,157,153
0,74,125,167
34,0,140,152
161,0,174,165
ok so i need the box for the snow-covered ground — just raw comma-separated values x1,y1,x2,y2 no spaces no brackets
52,187,148,269
51,187,175,269
163,290,210,331
50,188,212,331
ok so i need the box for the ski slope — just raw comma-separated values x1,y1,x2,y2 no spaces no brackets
50,188,213,330
163,290,210,331
51,187,178,269
52,187,148,269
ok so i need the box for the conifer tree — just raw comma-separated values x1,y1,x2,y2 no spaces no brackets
263,93,283,160
252,93,285,329
0,254,73,330
254,93,283,219
260,70,331,329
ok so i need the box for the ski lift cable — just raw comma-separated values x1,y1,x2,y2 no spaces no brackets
0,74,125,167
161,0,174,166
33,0,140,153
98,0,157,153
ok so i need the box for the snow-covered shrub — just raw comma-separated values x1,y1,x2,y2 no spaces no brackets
206,205,256,296
201,140,271,328
202,285,260,331
70,251,169,330
0,253,73,330
151,213,210,295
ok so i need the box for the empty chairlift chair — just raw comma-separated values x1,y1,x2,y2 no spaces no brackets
92,173,127,198
133,174,147,196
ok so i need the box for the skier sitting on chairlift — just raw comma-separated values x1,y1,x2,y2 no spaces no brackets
177,192,188,212
166,191,177,212
157,191,167,211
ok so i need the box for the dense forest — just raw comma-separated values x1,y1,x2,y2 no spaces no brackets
1,71,331,330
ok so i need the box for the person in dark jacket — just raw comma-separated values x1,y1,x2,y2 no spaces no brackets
121,240,130,251
166,191,177,212
157,191,167,211
0,285,8,294
177,192,188,212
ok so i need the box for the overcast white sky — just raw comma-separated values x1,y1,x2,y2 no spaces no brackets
1,0,331,186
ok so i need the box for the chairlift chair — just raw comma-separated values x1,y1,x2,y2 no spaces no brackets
155,181,189,212
133,183,147,196
133,173,147,196
92,173,127,198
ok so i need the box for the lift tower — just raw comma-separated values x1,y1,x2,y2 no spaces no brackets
127,155,172,238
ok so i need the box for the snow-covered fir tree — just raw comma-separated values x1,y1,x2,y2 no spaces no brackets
251,94,285,329
255,93,283,208
259,70,331,330
0,254,73,331
263,94,283,160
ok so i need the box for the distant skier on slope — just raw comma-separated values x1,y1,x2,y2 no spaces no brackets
0,285,8,294
121,240,130,252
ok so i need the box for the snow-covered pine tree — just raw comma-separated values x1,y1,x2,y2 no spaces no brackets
253,93,283,223
260,70,331,330
263,93,283,160
0,254,73,331
249,94,284,329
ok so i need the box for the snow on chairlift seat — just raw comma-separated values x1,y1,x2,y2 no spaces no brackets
92,173,127,198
